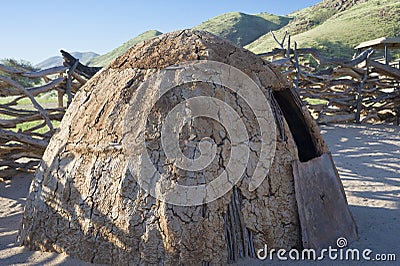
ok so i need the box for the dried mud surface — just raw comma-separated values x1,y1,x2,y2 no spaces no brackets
1,124,399,265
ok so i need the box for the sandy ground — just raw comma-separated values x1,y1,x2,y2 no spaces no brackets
0,124,399,265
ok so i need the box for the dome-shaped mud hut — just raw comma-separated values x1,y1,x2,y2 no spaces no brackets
18,30,357,265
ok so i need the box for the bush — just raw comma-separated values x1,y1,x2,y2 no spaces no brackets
0,58,42,88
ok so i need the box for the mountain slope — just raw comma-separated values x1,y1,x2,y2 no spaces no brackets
35,52,99,69
246,0,400,57
39,0,399,69
88,30,163,67
194,12,291,47
88,13,289,67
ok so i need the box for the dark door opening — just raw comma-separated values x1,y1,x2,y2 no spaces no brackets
273,89,319,162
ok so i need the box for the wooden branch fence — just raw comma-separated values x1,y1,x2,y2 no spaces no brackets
0,51,100,179
260,32,400,125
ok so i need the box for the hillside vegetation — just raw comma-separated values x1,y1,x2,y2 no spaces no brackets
55,0,399,68
87,13,290,67
194,12,291,47
87,30,163,67
246,0,400,58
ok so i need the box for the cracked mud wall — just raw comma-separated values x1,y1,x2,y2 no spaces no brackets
18,30,328,264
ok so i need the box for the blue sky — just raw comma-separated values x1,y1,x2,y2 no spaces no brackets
0,0,321,64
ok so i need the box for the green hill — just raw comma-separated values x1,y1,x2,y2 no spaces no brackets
88,30,163,67
87,0,399,67
246,0,400,58
194,12,291,47
87,13,290,67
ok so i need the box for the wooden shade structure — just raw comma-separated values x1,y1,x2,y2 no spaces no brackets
355,37,400,65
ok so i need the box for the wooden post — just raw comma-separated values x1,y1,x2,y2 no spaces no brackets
271,30,287,49
57,90,64,108
293,42,300,91
384,43,389,65
355,59,368,124
286,35,291,59
66,59,79,107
